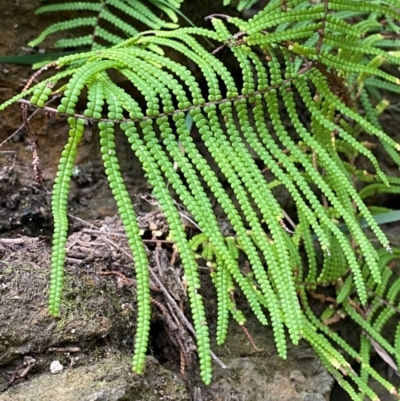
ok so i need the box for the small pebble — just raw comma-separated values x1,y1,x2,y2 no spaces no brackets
50,360,63,374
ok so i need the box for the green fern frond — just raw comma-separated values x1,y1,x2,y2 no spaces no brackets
221,0,258,11
49,117,85,316
29,18,97,47
4,1,400,398
29,0,181,50
359,183,400,199
94,79,151,374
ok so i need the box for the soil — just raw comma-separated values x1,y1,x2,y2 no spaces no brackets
0,1,400,401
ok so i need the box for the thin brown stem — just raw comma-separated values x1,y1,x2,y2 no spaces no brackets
17,62,314,126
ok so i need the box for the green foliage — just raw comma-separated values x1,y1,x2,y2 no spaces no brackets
29,0,184,49
3,0,400,399
28,0,260,52
223,0,259,11
299,248,400,400
49,117,84,315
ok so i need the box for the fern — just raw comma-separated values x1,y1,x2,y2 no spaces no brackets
28,0,260,52
3,0,400,399
29,0,184,50
223,0,259,11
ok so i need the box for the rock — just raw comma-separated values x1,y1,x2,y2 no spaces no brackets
197,306,334,401
2,354,190,401
0,237,136,367
0,236,334,400
200,352,333,401
49,360,63,374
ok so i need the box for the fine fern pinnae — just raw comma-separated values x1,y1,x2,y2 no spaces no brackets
28,0,256,54
3,1,400,399
29,0,184,50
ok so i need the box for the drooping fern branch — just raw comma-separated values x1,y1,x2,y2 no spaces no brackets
28,0,256,52
3,0,400,399
298,246,400,400
29,0,184,50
